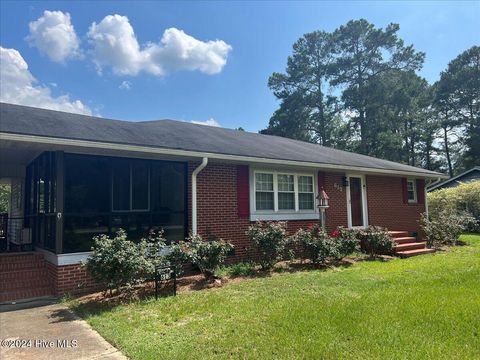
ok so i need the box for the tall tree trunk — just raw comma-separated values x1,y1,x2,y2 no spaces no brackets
443,125,453,177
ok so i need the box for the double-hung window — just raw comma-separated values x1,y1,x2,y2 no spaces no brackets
298,176,314,210
255,173,274,210
112,160,150,211
406,179,417,203
277,175,295,210
254,171,315,213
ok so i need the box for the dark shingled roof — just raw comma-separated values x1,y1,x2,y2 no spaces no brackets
0,102,444,177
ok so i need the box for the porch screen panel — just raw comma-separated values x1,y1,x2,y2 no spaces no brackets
62,153,187,253
25,152,57,251
131,161,149,210
151,162,186,241
112,160,131,211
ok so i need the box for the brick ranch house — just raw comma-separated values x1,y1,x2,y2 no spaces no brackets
0,103,447,302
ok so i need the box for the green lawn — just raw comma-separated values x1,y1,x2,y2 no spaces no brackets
73,234,480,360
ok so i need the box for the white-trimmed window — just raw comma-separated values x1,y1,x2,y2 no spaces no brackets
406,179,417,203
277,174,295,210
253,171,316,213
298,175,314,210
255,173,274,210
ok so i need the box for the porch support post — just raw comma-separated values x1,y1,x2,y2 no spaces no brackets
55,151,64,254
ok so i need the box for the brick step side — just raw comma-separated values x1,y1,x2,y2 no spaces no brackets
393,237,417,244
396,248,435,258
388,231,409,238
0,259,46,272
0,277,51,291
0,286,53,303
394,242,427,252
0,268,49,281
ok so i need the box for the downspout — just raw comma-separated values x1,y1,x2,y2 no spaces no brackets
191,157,208,235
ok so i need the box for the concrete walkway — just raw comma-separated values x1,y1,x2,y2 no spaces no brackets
0,298,127,360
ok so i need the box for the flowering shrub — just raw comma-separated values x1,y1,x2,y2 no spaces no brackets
187,234,234,278
85,229,151,295
420,210,477,247
246,221,288,270
357,226,394,257
334,227,360,258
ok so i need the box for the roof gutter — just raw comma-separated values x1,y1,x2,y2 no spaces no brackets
0,132,448,179
191,157,208,235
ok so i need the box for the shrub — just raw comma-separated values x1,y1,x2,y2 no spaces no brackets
143,229,170,269
164,241,190,276
85,229,151,295
428,181,480,232
246,221,288,270
291,224,339,265
357,226,394,257
420,210,477,247
332,227,360,258
187,234,234,278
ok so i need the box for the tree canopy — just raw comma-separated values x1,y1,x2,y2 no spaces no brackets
263,19,479,176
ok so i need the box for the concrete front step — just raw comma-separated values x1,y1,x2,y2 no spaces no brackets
393,236,417,244
396,248,435,258
394,242,427,252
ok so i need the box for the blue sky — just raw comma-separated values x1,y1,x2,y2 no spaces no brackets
1,1,479,131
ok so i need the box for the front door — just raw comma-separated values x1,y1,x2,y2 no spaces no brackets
347,175,367,228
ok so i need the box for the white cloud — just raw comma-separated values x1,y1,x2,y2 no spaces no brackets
119,80,131,90
0,47,92,115
87,14,232,76
26,10,81,63
191,118,220,127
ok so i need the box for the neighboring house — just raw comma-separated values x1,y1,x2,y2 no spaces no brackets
427,167,480,192
0,103,447,301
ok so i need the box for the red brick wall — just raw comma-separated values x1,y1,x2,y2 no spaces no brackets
366,175,425,234
189,163,425,262
46,262,98,296
323,172,348,232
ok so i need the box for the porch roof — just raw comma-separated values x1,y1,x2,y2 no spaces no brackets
0,103,446,179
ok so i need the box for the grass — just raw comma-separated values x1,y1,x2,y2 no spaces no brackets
72,234,480,359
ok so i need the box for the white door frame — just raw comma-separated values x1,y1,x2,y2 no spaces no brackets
346,174,369,228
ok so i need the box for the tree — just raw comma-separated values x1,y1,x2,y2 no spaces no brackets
329,19,425,155
265,31,339,145
435,46,480,172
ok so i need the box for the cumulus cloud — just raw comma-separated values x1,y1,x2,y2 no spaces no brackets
191,118,220,127
0,47,92,115
119,80,131,90
26,10,81,63
87,14,231,76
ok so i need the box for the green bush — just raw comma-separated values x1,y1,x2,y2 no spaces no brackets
420,210,477,247
187,234,234,279
85,229,151,295
332,227,361,258
246,221,288,270
291,224,340,265
164,241,190,276
357,226,394,257
428,181,480,232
